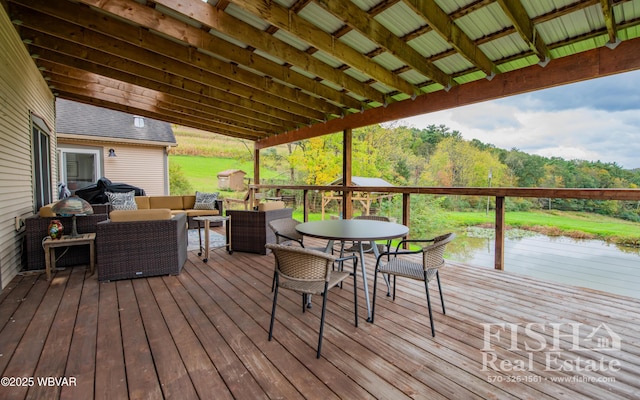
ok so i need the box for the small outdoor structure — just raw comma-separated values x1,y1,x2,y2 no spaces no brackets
217,169,246,191
322,177,395,219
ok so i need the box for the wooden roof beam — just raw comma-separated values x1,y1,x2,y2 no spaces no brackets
71,0,368,109
600,0,620,46
315,0,452,91
44,66,285,134
10,1,339,120
227,0,419,97
34,55,304,131
55,89,263,140
28,44,309,130
145,0,385,104
496,0,551,65
403,0,497,78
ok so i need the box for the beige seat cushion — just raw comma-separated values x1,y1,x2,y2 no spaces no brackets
258,201,285,211
109,209,172,222
182,195,196,209
149,196,184,210
186,209,221,217
134,196,151,209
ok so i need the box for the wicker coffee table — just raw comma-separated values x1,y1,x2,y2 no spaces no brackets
194,215,232,262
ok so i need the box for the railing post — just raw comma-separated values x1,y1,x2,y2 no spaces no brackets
303,190,309,222
402,193,410,247
495,196,505,270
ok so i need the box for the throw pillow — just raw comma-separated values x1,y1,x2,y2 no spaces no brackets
194,191,219,210
106,190,137,210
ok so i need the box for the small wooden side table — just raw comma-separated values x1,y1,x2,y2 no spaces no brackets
193,216,232,262
43,233,96,281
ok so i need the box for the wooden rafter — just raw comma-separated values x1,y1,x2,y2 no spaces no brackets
3,0,640,144
228,0,419,96
78,0,378,108
38,60,300,132
151,0,386,104
600,0,619,44
496,0,551,63
314,0,452,90
11,1,338,121
29,45,306,136
403,0,496,78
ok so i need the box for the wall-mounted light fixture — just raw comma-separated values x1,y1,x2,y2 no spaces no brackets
108,148,117,157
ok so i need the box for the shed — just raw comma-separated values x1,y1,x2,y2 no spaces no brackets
217,169,246,191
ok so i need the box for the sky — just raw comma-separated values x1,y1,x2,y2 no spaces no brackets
397,69,640,169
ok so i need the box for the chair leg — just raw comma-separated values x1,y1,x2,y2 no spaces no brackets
371,268,379,323
392,275,397,300
302,293,307,313
269,280,279,341
317,283,330,358
352,258,358,327
424,274,435,337
436,270,445,315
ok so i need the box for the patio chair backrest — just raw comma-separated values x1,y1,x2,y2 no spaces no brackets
353,215,390,222
266,243,336,283
422,233,455,271
268,217,304,244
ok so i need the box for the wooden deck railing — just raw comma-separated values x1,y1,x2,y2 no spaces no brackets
250,185,640,270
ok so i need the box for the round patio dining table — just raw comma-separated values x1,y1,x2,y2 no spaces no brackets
296,219,409,321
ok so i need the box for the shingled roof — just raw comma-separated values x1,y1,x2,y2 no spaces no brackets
55,98,176,144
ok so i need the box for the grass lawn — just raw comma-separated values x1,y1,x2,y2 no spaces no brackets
170,155,281,194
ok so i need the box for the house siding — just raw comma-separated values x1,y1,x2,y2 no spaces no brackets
102,144,168,196
0,7,56,288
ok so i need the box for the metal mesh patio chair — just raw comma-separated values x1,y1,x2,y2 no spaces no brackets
371,233,455,337
266,243,358,358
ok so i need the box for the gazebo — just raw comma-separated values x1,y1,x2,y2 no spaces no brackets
322,177,395,219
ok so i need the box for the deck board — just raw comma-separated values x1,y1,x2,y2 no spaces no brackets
0,236,639,400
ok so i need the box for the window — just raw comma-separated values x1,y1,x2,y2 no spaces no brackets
58,148,100,192
133,116,145,128
32,115,52,210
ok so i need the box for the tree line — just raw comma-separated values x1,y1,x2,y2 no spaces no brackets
261,123,640,222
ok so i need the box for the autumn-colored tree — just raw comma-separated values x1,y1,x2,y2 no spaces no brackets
420,137,512,187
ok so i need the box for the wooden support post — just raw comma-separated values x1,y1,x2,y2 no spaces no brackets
253,147,260,185
343,128,352,219
495,196,505,270
402,193,410,248
303,190,309,222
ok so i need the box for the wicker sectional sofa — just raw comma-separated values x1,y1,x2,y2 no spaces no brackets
24,194,221,274
96,209,188,281
134,195,224,229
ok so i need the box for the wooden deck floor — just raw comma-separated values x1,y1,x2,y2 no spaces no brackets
1,237,639,399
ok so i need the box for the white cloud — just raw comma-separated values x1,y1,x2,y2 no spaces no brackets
397,70,640,169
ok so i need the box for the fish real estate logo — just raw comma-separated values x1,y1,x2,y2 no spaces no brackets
481,322,622,374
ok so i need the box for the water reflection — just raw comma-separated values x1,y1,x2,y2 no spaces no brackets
447,228,640,299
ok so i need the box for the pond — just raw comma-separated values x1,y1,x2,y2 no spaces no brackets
447,228,640,299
